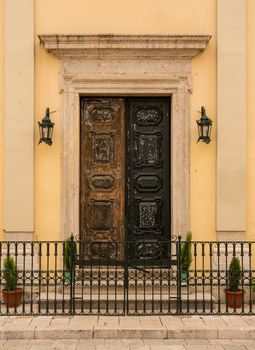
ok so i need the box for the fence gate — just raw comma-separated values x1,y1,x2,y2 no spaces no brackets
71,240,179,316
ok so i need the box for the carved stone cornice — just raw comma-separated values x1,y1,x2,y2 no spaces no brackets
38,34,211,59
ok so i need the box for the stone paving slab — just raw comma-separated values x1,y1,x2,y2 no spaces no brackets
1,338,255,349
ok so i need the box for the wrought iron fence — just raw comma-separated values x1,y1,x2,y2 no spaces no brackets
0,238,255,316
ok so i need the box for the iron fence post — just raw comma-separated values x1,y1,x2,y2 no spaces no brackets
124,238,128,315
69,238,76,315
177,235,182,315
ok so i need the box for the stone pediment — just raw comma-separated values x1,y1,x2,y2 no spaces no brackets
38,34,211,59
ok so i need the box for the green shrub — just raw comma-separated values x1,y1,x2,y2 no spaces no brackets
252,277,255,292
228,256,241,292
180,232,192,272
3,256,18,291
64,234,77,270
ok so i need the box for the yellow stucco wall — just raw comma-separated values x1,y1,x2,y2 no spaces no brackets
247,0,255,241
1,0,254,243
34,50,60,242
0,0,4,240
34,0,217,242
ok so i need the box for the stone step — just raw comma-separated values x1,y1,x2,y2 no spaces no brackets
56,285,199,295
1,315,255,340
34,291,215,312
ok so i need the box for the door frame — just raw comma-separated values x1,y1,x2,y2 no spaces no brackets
62,81,189,241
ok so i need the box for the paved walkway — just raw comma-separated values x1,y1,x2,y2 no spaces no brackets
1,338,255,350
1,315,255,349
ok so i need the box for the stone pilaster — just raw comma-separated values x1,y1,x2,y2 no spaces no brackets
4,0,34,241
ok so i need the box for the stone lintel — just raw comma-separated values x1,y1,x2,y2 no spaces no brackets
38,33,211,59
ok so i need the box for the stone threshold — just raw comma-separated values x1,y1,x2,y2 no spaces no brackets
0,315,255,340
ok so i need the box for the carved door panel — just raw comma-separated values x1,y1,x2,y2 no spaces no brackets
80,98,125,259
80,97,170,262
126,98,170,261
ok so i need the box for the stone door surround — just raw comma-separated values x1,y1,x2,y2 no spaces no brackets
39,34,211,239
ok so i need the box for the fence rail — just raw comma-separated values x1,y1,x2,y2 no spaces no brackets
0,238,255,316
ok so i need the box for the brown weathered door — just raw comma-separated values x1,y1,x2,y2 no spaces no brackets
80,97,170,261
80,98,125,259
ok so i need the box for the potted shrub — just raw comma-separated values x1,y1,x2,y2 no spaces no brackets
224,256,245,308
2,256,22,308
252,277,255,303
63,234,77,284
180,232,192,286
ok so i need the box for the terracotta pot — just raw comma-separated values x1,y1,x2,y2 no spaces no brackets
224,289,245,308
2,288,23,308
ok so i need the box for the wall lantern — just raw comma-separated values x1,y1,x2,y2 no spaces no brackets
196,106,213,144
38,108,55,146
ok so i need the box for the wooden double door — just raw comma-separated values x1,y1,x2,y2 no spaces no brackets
80,97,170,261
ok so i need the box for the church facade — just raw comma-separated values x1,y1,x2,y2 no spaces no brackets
0,0,254,248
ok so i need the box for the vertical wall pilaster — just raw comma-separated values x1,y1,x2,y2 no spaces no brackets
4,0,34,240
217,0,246,240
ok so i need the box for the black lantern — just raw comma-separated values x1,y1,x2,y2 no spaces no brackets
38,108,55,146
196,106,212,144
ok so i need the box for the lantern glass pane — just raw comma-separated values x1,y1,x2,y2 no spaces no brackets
197,125,201,138
39,125,42,139
49,126,54,139
202,124,209,137
208,124,212,138
42,126,48,139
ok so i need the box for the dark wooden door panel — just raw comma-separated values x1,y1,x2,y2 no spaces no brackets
80,98,125,259
80,97,171,262
126,98,170,260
